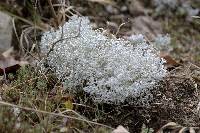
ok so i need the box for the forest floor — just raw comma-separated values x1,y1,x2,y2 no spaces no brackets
0,0,200,133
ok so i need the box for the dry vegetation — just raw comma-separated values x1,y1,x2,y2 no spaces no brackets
0,0,200,133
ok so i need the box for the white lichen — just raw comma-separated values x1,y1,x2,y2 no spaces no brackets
153,34,172,52
153,0,178,12
153,0,199,19
40,16,167,104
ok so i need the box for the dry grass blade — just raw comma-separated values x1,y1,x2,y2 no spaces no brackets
12,18,20,45
157,122,199,133
60,109,95,131
115,22,126,36
157,122,182,133
47,0,57,20
20,26,35,55
192,16,200,19
4,11,46,31
0,100,114,130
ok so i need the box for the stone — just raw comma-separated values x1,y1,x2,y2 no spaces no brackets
126,0,146,16
131,16,163,39
0,12,12,53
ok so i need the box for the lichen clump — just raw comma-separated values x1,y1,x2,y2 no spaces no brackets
153,0,199,19
40,16,167,104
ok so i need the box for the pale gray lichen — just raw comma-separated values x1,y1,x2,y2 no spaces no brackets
153,0,178,12
153,0,199,19
153,34,172,52
40,16,167,104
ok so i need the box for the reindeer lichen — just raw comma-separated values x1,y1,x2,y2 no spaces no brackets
40,16,167,104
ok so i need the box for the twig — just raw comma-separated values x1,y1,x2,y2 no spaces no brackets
47,19,82,56
115,22,126,36
4,11,45,31
189,62,200,70
72,103,108,114
61,109,95,130
0,100,114,130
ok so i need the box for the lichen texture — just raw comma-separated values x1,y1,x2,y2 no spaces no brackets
153,0,199,19
40,16,167,104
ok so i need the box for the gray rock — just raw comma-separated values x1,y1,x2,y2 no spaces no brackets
0,12,12,53
131,16,163,39
126,0,146,16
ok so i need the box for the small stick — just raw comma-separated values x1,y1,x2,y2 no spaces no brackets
115,22,126,36
47,19,82,56
0,100,114,130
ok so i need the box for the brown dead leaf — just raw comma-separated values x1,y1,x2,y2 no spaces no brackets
0,48,28,75
160,52,180,68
